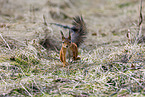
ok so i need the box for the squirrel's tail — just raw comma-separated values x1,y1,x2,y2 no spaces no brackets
71,16,87,47
50,16,87,47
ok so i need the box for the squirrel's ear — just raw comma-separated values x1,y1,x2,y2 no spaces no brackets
60,31,65,39
68,30,71,40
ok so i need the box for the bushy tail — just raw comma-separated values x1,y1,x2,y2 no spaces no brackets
71,16,87,47
50,16,87,47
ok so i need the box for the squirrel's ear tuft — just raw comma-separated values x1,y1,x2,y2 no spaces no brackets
60,31,65,39
68,30,71,40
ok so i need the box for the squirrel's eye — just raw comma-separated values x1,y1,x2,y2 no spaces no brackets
69,41,71,43
62,41,64,43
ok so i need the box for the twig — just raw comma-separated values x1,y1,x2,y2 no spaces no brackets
0,33,11,50
43,15,48,26
135,0,143,44
20,82,32,97
127,29,131,43
33,79,45,95
138,0,143,27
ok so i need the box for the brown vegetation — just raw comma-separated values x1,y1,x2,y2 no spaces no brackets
0,0,145,96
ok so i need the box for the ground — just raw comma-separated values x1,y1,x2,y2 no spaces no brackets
0,0,145,96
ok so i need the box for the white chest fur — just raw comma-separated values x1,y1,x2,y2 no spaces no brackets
65,48,73,58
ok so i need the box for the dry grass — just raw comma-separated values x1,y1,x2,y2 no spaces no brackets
0,0,145,96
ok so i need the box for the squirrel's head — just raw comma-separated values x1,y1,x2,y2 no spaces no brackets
60,30,72,48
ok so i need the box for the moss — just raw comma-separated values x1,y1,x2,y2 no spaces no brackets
0,56,10,62
15,57,29,66
9,53,40,73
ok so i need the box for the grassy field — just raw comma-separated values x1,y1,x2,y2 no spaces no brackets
0,0,145,96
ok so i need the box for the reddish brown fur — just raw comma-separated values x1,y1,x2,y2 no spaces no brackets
60,31,80,67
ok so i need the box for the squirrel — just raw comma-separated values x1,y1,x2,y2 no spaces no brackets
51,16,87,67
